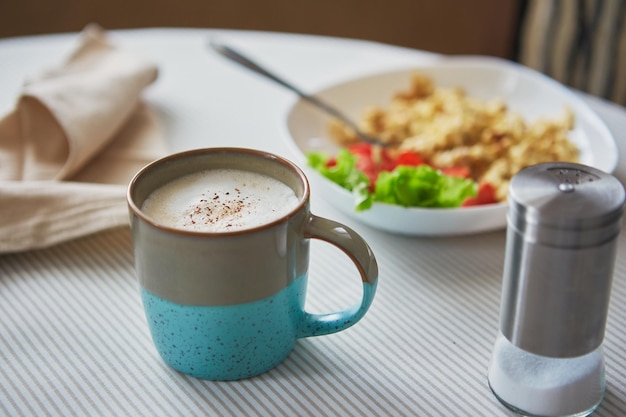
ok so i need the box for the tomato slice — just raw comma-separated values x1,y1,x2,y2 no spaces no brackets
348,144,395,188
347,142,373,156
441,166,471,179
462,182,497,206
394,151,424,167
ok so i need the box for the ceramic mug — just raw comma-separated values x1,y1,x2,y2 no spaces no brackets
127,148,378,380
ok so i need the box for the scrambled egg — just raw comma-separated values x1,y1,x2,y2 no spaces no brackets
328,72,579,201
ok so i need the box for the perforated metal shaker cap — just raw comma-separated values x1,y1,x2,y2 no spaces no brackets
508,162,625,246
500,162,625,357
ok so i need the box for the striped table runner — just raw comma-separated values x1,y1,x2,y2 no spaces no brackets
1,220,625,416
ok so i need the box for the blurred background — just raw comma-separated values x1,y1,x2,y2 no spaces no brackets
0,0,624,105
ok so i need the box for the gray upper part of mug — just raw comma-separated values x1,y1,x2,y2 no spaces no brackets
127,148,311,306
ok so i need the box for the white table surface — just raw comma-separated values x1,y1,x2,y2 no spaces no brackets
1,28,626,417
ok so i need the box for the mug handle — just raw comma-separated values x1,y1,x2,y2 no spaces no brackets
297,214,379,338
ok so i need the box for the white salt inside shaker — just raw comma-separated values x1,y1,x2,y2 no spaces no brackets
488,162,625,417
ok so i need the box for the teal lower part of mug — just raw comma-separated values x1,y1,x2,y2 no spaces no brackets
140,275,307,380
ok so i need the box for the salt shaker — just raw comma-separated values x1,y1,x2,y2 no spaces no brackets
488,162,625,417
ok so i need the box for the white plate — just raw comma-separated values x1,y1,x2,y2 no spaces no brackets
284,56,618,236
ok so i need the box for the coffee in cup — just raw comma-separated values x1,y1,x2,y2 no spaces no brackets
141,168,300,232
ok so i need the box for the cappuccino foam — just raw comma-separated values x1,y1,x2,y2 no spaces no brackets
142,169,300,232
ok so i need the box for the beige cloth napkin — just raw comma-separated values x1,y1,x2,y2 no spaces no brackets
0,24,166,253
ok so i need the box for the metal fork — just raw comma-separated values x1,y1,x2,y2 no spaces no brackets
208,39,384,146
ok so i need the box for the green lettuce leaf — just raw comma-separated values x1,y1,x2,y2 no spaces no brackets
307,150,373,211
374,165,476,208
